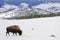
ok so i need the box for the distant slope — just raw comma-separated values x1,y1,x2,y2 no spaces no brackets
0,3,60,19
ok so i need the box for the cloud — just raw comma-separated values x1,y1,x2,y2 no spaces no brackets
0,4,18,13
2,4,18,10
1,2,60,18
32,3,60,10
0,2,60,14
20,3,29,8
0,3,30,18
0,3,29,13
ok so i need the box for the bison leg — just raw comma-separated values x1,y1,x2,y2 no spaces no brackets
6,32,7,36
6,31,10,36
13,32,14,36
8,32,10,36
15,33,17,36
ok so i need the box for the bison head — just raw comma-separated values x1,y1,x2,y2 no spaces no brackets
18,30,22,35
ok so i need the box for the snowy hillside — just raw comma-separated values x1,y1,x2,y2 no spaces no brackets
0,3,60,19
0,16,60,40
32,3,60,13
0,3,50,19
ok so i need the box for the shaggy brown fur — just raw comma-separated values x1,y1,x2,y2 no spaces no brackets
6,25,22,36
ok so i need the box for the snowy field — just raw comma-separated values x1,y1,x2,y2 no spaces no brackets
0,16,60,40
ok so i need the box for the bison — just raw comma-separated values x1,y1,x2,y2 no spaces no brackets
6,25,22,36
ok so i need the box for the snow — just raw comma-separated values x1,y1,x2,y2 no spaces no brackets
0,3,60,18
0,16,60,40
0,3,31,18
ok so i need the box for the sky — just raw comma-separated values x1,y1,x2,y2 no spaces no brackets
0,0,60,7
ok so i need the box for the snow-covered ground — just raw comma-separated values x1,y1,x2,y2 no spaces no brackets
0,16,60,40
